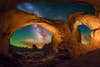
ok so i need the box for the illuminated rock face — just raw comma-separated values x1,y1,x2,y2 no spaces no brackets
66,13,100,57
0,9,71,54
73,15,100,45
73,15,100,32
91,29,100,46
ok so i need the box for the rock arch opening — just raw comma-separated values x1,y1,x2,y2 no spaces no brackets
77,24,92,45
9,24,54,60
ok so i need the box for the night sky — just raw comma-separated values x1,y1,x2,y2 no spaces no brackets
10,24,52,48
10,2,95,48
16,2,95,21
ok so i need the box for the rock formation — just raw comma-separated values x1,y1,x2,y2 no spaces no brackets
66,12,100,57
0,6,100,58
0,9,71,54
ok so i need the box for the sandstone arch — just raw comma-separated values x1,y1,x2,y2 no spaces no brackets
73,14,100,43
0,10,66,54
73,15,100,32
63,12,100,57
71,13,100,49
10,20,63,52
68,12,100,42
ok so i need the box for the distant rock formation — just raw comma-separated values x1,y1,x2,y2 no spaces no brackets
22,38,46,49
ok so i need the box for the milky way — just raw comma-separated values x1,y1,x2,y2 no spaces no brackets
32,24,52,44
10,24,52,48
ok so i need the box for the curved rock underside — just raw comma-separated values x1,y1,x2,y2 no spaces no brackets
0,9,100,57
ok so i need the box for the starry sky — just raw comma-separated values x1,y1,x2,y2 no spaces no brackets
16,2,95,21
10,24,52,48
10,2,95,48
